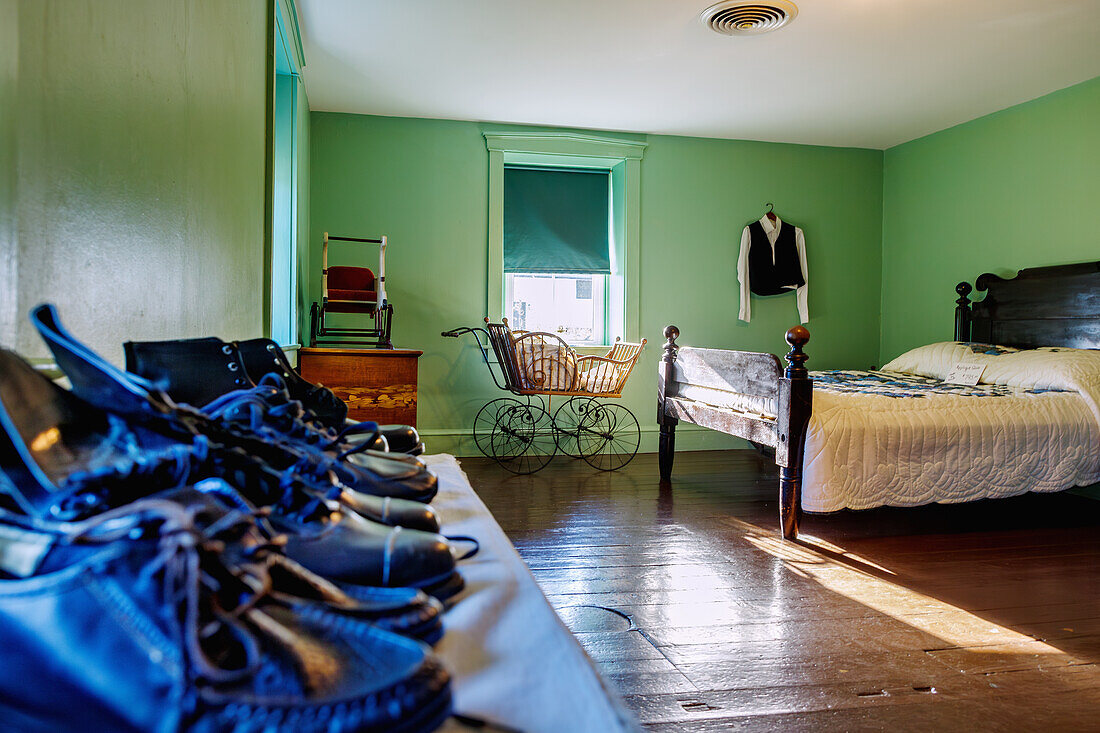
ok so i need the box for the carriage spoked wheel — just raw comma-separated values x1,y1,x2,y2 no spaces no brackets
575,402,641,471
489,402,557,475
552,397,602,459
472,398,523,459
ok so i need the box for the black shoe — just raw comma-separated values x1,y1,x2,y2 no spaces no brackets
0,492,452,732
337,421,425,456
336,489,441,534
0,342,463,601
378,424,426,455
200,377,439,503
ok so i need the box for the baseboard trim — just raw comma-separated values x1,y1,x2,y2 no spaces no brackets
418,425,747,457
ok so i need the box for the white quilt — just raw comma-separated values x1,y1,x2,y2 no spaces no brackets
801,342,1100,513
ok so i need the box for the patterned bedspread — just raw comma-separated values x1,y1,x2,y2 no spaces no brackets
800,343,1100,513
811,370,1066,399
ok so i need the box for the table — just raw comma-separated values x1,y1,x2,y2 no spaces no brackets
298,347,421,426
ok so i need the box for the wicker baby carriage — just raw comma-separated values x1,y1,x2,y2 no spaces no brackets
443,318,646,474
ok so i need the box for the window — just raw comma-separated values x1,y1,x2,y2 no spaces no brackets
484,132,647,348
503,165,611,345
505,273,607,344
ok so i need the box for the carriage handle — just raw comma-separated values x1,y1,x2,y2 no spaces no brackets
441,326,511,392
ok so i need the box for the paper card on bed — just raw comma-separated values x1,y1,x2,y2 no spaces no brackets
944,362,986,385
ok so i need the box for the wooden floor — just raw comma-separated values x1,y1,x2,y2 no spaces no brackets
465,450,1100,731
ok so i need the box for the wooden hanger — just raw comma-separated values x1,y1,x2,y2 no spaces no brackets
765,202,777,222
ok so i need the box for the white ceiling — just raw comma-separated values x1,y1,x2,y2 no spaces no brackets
297,0,1100,150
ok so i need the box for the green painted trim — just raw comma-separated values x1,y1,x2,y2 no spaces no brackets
486,148,505,319
622,157,642,342
262,0,276,338
485,132,647,160
276,0,306,71
286,76,300,344
293,79,312,345
419,424,744,457
268,0,305,343
484,132,646,340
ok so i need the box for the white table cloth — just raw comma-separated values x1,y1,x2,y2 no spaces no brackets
425,455,637,733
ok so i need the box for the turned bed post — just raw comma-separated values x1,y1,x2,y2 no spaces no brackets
778,326,811,540
954,282,973,342
657,325,679,481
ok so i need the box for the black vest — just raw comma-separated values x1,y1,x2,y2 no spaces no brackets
747,220,805,296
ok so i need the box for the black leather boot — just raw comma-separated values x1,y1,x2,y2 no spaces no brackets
124,336,251,407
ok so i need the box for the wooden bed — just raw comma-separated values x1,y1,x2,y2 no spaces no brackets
657,261,1100,540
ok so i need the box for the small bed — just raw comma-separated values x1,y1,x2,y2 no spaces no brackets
657,261,1100,539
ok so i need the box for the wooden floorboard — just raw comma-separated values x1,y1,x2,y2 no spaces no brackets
465,449,1100,730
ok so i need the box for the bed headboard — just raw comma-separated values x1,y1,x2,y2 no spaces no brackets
954,261,1100,349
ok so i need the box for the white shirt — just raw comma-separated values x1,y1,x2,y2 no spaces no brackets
737,215,809,324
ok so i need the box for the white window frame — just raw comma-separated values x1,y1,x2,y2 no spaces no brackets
485,132,646,350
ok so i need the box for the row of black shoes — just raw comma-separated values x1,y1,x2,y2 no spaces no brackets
0,304,477,732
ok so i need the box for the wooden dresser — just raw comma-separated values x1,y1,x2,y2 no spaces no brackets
298,347,422,426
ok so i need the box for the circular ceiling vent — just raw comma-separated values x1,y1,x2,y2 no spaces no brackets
701,1,798,36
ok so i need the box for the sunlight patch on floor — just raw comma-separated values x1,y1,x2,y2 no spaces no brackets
729,517,1068,658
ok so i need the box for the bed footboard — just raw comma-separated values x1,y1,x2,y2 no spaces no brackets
657,325,812,539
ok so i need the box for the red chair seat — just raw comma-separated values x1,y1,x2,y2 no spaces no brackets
326,265,378,312
328,288,378,302
326,290,378,313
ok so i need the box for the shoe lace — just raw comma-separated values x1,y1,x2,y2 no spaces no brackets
56,435,215,519
205,386,329,445
66,498,285,686
205,376,380,454
274,463,342,523
57,434,336,525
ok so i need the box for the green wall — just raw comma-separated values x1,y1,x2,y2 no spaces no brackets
0,1,16,350
310,113,884,453
4,0,269,363
880,76,1100,363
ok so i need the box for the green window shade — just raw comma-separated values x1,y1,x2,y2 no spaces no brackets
504,166,610,274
